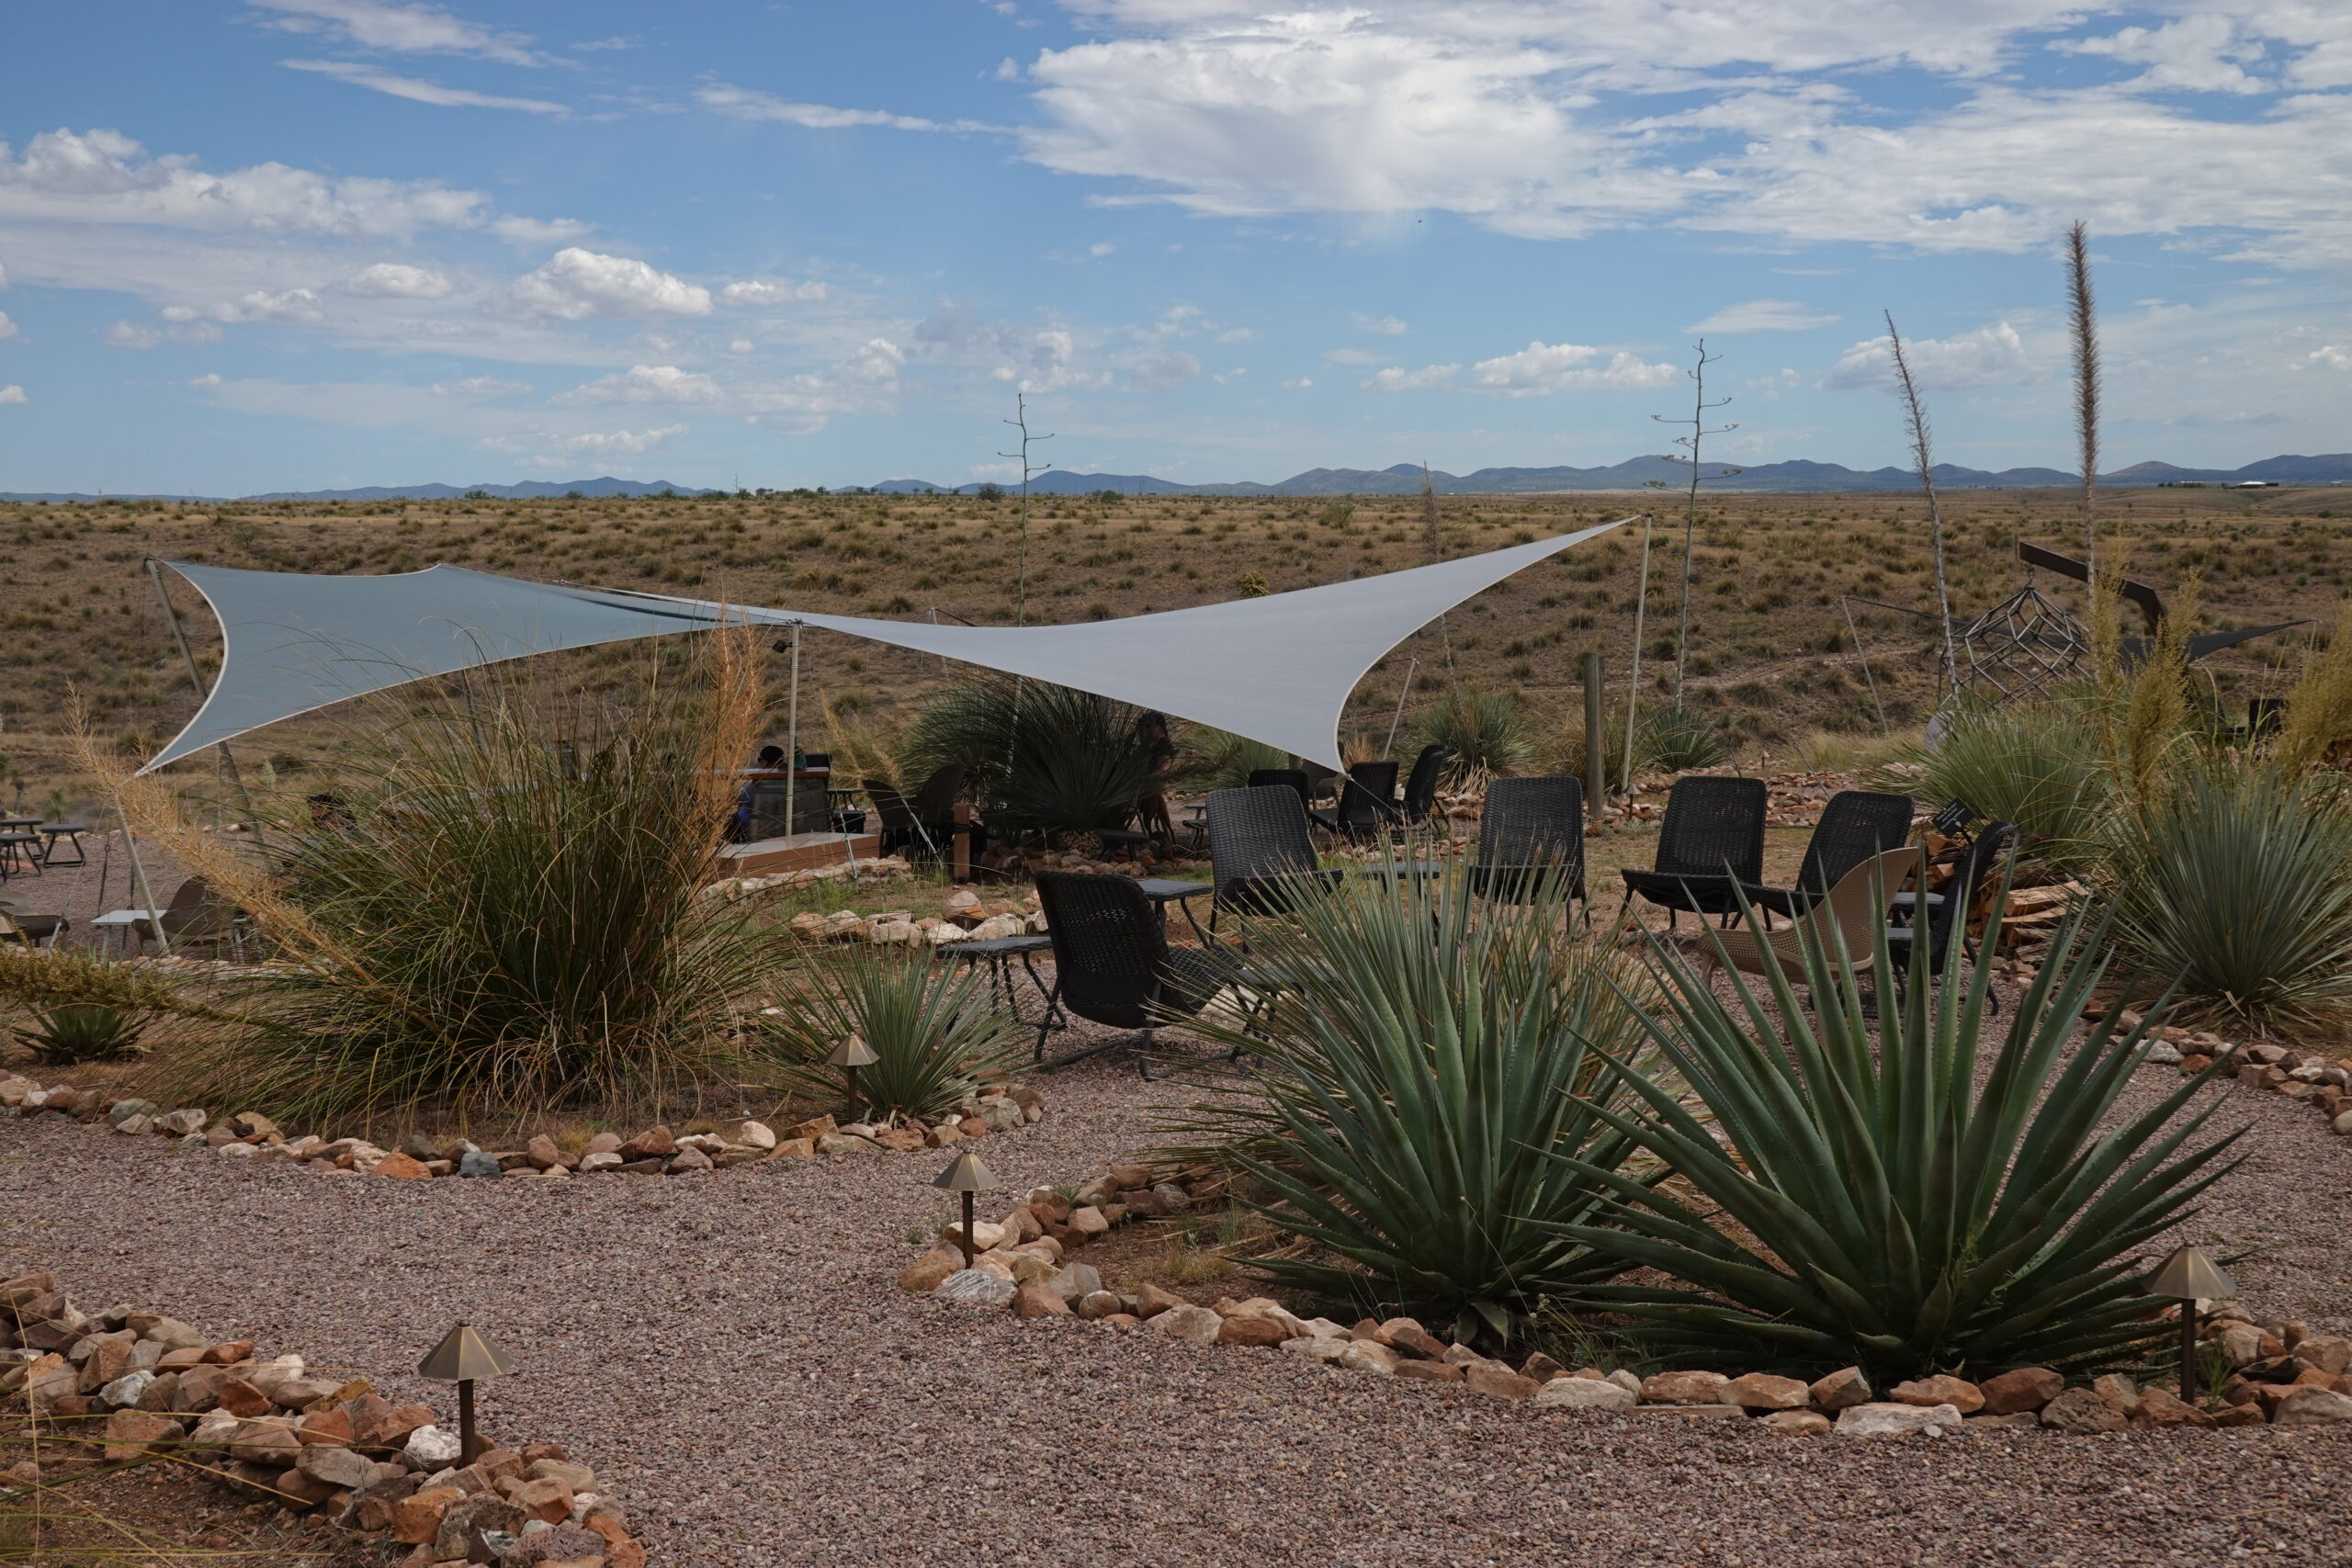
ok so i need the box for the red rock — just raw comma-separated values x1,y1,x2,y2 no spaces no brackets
510,1476,575,1524
356,1402,435,1449
2211,1402,2268,1427
102,1409,184,1461
2039,1387,2128,1433
524,1135,570,1170
200,1341,254,1365
295,1408,354,1448
617,1125,674,1159
1393,1360,1464,1383
1378,1320,1445,1359
1216,1315,1289,1348
1011,1284,1072,1319
391,1485,461,1544
1133,1283,1183,1319
1891,1374,1984,1414
1067,1206,1110,1239
1520,1352,1566,1382
2132,1387,2214,1427
1464,1362,1541,1400
1808,1367,1871,1411
372,1152,433,1180
1639,1371,1729,1405
1977,1367,2064,1415
214,1378,271,1419
1723,1373,1810,1411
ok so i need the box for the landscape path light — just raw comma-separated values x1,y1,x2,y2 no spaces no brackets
933,1148,1001,1270
417,1320,516,1462
2148,1245,2235,1402
828,1031,878,1112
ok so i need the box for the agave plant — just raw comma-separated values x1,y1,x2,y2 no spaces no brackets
2102,753,2352,1033
1643,703,1730,773
757,948,1022,1122
1544,895,2245,1381
11,1002,152,1065
1164,867,1659,1346
1419,689,1536,786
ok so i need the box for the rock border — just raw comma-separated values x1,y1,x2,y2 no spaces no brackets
0,1073,1047,1181
3,1269,649,1567
896,1161,2352,1437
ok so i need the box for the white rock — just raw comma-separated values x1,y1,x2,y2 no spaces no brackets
1533,1378,1637,1414
1833,1402,1966,1438
404,1425,464,1469
970,915,1023,941
1148,1304,1224,1345
1336,1340,1399,1375
733,1121,776,1151
99,1370,160,1407
1606,1369,1643,1393
577,1152,623,1173
2144,1042,2184,1066
934,1269,1019,1307
216,1143,259,1160
1300,1317,1352,1339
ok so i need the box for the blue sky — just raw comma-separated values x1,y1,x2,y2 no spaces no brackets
2,0,2348,494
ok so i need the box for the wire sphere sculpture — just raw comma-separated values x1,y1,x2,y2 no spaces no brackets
1962,581,2087,700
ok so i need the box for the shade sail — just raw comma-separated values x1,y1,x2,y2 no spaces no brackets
142,518,1626,774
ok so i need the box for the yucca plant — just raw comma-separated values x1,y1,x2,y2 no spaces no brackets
11,1002,152,1066
1164,868,1659,1345
900,675,1158,837
757,948,1021,1122
1419,689,1536,786
1890,703,2110,871
1178,728,1291,793
2102,753,2352,1033
1644,702,1730,773
1544,893,2245,1381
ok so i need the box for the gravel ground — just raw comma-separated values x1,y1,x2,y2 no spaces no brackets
6,1018,2352,1568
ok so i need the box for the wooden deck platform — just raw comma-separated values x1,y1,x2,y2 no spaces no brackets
718,830,883,876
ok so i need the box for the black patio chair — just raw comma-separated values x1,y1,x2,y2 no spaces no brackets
1311,760,1398,840
1742,790,1914,923
1888,821,2015,1012
1616,774,1769,930
1469,775,1586,907
1393,744,1451,829
1033,872,1241,1078
865,766,963,860
1247,769,1311,808
1207,784,1342,931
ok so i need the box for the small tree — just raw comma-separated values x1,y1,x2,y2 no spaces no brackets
1651,342,1736,702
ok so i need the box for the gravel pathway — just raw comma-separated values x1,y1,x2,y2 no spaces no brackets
6,1032,2352,1565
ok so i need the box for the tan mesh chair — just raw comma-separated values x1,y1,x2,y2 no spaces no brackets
1697,846,1917,987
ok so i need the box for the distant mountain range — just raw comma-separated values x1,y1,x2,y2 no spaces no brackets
6,454,2350,506
872,454,2352,496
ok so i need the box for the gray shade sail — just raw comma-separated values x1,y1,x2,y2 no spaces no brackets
142,518,1626,774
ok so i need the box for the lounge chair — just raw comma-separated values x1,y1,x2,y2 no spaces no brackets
1310,760,1398,840
1616,775,1769,930
1393,744,1452,829
1698,846,1919,989
1032,872,1239,1077
1207,784,1342,931
1469,775,1586,907
1742,790,1914,922
0,904,66,952
1888,821,2015,1010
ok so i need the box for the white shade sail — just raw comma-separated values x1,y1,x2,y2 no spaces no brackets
141,518,1626,774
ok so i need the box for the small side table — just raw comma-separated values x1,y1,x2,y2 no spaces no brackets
934,932,1064,1034
91,908,165,953
37,823,90,867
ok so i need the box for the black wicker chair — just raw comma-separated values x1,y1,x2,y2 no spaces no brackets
1208,784,1343,931
1311,760,1398,840
866,766,963,860
1742,790,1914,922
1888,820,2014,1011
1247,769,1311,808
1469,775,1587,906
1616,774,1769,929
1394,744,1451,829
1033,872,1239,1077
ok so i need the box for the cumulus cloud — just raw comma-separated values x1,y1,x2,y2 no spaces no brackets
552,364,724,405
1466,341,1679,395
1685,299,1840,333
481,423,688,465
1825,320,2033,390
1351,312,1408,334
506,248,712,320
719,277,829,306
0,384,25,404
247,0,542,65
283,59,567,115
431,375,528,396
1361,363,1459,391
0,311,15,341
105,318,220,348
2052,17,2268,95
0,127,489,237
2307,345,2349,370
343,261,453,298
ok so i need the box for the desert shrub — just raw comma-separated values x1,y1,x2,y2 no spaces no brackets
2277,602,2352,773
0,945,180,1017
1165,868,1658,1346
900,675,1158,838
1892,705,2110,868
1535,704,1651,795
756,948,1021,1122
1546,898,2244,1381
132,643,773,1130
1643,703,1731,772
12,1003,153,1066
2102,754,2352,1032
1418,689,1537,785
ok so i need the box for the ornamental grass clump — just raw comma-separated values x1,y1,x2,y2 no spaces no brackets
94,636,776,1132
1419,689,1537,786
2102,753,2352,1034
756,948,1022,1122
1544,888,2245,1382
1891,704,2110,871
1165,867,1658,1346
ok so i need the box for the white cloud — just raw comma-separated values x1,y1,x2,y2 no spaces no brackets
696,81,988,133
553,364,723,405
105,317,220,348
0,384,25,404
1362,363,1459,391
343,261,453,298
1825,320,2034,390
490,214,591,245
1131,350,1201,390
719,277,829,306
1281,376,1312,389
246,0,541,65
481,423,688,465
1351,312,1408,334
2309,345,2349,370
0,127,489,237
506,248,712,320
0,261,9,288
2052,17,2268,95
1216,326,1254,343
0,311,15,341
1466,341,1679,395
1686,299,1840,333
283,59,568,115
431,375,528,396
1089,240,1116,257
164,287,325,323
190,373,222,386
1323,346,1385,366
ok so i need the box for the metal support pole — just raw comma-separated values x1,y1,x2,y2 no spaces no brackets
147,558,260,832
1841,596,1890,731
2179,1300,2199,1403
958,1190,977,1270
113,789,169,956
1623,516,1652,789
1381,659,1419,761
457,1378,480,1462
785,623,803,831
1582,650,1606,828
